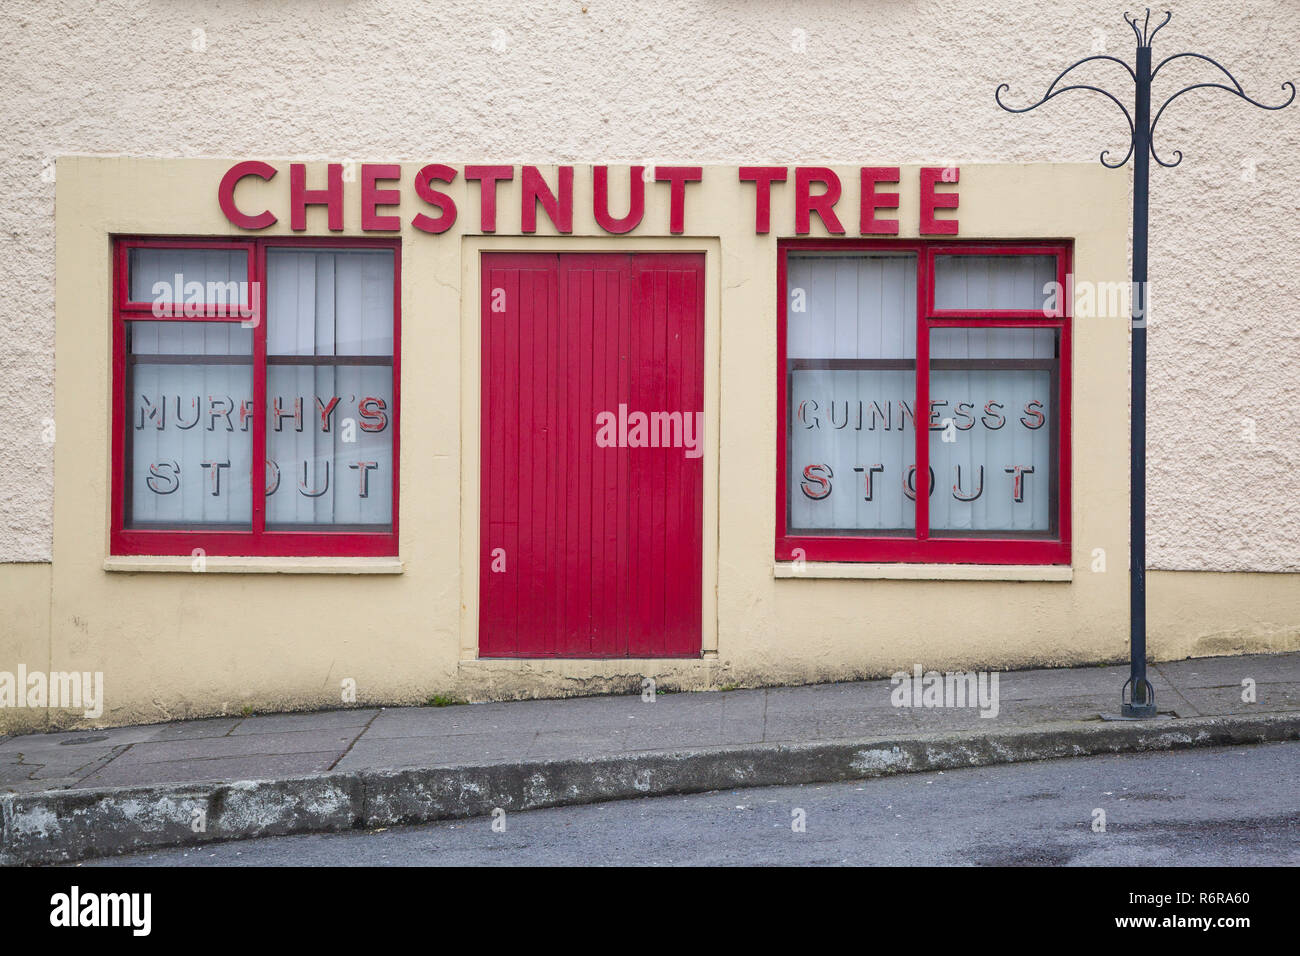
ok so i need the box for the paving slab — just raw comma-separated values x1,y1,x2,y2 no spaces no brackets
761,705,922,742
109,729,363,763
0,723,162,754
1176,682,1300,717
1155,653,1300,687
993,663,1177,701
145,718,245,742
77,751,348,788
227,709,380,736
347,731,549,770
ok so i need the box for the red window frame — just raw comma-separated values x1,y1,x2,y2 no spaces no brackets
110,236,401,558
775,238,1071,566
117,238,256,315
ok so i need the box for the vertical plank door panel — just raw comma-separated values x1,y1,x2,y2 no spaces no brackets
481,252,703,658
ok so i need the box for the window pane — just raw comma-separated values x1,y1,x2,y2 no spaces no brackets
267,249,395,356
126,326,253,529
266,365,393,528
128,247,249,309
927,365,1055,534
787,254,916,359
930,326,1056,359
788,369,917,533
933,254,1055,312
129,319,253,356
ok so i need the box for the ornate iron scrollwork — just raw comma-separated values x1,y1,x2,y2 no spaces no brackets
995,8,1294,170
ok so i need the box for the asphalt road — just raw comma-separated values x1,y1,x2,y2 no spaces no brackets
81,741,1300,866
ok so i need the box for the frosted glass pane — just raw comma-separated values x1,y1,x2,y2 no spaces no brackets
266,365,394,528
927,369,1053,532
930,327,1057,359
128,248,248,308
129,321,252,356
127,363,253,528
267,249,394,356
787,369,917,532
933,255,1056,312
786,254,916,360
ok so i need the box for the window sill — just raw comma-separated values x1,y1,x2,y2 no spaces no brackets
103,556,404,575
773,562,1072,582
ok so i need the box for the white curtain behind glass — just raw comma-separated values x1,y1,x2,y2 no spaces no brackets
787,254,916,532
265,249,394,528
933,255,1055,311
266,366,393,526
128,248,248,307
927,329,1055,533
267,250,393,355
789,369,917,531
787,255,916,361
127,321,253,527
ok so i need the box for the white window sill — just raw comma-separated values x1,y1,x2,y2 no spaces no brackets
773,562,1072,582
103,556,404,575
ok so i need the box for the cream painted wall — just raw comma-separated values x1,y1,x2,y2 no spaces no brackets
2,0,1298,569
0,153,1291,730
9,155,1143,731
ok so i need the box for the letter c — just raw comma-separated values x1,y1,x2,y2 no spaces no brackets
218,161,278,229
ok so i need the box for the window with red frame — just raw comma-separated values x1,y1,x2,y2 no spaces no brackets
112,237,400,557
777,240,1071,565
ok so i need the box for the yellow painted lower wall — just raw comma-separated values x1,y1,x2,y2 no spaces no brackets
2,564,1297,732
1147,572,1300,660
0,562,52,734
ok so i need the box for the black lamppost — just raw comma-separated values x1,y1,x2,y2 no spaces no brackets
995,9,1294,718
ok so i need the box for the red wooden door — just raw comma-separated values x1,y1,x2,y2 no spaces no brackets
480,252,704,658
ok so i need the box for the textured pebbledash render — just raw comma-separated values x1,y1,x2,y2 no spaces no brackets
0,0,1298,571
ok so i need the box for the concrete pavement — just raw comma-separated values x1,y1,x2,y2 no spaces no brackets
3,652,1298,864
82,741,1300,867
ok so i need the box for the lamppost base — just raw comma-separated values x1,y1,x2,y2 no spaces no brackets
1116,676,1159,719
1116,702,1160,719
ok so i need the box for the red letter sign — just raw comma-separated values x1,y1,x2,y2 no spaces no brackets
465,165,514,233
412,164,458,234
290,163,344,231
521,165,574,233
218,161,277,230
739,166,787,234
654,166,703,234
860,167,900,235
919,166,960,235
361,163,402,231
593,166,645,234
795,167,845,235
